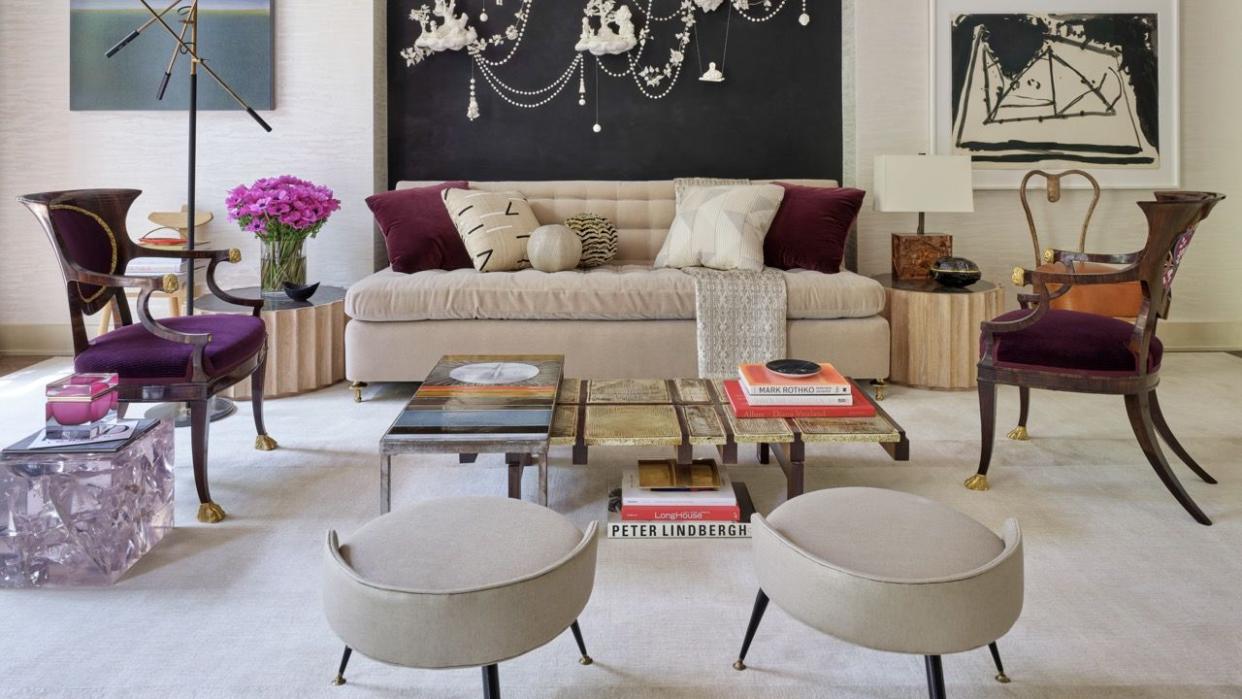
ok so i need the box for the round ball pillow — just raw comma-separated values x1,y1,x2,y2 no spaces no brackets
527,224,582,272
564,213,618,268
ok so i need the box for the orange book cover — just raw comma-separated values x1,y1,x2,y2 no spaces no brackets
738,363,851,395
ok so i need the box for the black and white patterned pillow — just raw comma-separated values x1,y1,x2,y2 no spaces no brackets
564,213,618,268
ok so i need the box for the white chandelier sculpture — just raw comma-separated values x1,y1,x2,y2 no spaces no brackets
400,0,812,132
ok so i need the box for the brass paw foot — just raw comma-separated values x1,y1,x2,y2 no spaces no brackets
255,434,278,451
1007,425,1029,441
732,660,747,671
963,474,990,492
579,655,593,666
197,502,227,523
331,675,346,686
995,672,1011,684
872,379,887,401
351,382,367,403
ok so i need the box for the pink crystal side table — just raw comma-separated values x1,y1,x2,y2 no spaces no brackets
0,420,174,587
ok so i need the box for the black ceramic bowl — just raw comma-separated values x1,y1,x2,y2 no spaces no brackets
283,281,320,302
765,359,822,378
930,256,981,288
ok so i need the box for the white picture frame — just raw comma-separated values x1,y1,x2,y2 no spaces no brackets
929,0,1179,189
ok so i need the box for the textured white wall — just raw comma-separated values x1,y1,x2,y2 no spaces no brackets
852,0,1242,344
0,0,379,346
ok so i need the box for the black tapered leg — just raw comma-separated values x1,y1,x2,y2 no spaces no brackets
987,642,1010,683
331,646,352,686
569,619,593,665
756,442,770,464
966,380,997,491
252,355,277,451
189,400,225,523
482,664,500,699
1008,386,1031,440
925,655,946,699
1149,390,1216,484
733,589,769,671
1124,392,1212,525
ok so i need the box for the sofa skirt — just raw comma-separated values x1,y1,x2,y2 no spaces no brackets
345,317,890,383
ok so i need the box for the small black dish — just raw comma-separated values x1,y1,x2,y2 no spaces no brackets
930,256,981,288
283,281,320,302
765,359,822,378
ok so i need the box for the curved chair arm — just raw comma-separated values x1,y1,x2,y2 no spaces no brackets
135,246,261,314
1044,247,1143,266
66,261,210,349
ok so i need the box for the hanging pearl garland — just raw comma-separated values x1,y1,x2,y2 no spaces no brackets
404,0,807,126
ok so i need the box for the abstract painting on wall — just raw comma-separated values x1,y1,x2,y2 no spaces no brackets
931,1,1178,189
70,0,274,111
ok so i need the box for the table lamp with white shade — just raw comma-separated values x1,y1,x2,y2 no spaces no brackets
874,155,974,280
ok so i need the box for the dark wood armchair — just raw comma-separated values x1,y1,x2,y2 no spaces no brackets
19,189,277,524
968,191,1225,525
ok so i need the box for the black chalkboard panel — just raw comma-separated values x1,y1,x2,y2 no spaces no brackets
387,1,842,184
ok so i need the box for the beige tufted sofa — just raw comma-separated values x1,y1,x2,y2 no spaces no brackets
346,180,890,384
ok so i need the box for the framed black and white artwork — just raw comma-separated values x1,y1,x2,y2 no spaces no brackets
930,0,1179,188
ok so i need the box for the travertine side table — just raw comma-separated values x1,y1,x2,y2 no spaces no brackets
197,286,347,399
875,274,1004,390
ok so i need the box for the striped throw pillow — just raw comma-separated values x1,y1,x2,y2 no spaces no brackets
564,213,618,268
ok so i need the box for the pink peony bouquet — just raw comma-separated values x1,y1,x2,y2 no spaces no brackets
226,175,341,241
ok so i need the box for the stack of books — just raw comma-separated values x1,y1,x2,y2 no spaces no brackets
606,459,752,539
724,363,877,418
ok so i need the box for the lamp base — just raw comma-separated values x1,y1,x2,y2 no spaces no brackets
892,233,953,281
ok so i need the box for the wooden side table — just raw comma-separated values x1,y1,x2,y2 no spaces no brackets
196,286,348,399
874,274,1004,390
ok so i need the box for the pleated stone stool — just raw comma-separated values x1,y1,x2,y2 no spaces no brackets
734,487,1024,698
323,496,599,698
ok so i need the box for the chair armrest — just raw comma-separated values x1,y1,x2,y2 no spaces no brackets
132,246,242,263
1042,247,1142,266
66,263,176,294
203,254,263,313
1014,262,1140,289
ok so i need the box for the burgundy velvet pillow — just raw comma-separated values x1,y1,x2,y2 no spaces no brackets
366,181,471,274
763,183,867,274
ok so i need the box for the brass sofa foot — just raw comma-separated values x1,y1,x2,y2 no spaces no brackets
352,381,368,403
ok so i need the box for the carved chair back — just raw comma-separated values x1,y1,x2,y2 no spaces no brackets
1019,169,1101,265
19,189,145,354
1127,192,1224,372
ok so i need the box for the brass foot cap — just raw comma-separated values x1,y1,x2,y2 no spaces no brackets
197,502,226,523
579,656,593,666
1007,425,1030,441
963,474,990,492
995,672,1011,684
255,434,278,451
331,675,346,686
733,660,747,671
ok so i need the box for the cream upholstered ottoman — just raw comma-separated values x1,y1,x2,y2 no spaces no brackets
735,487,1023,698
323,496,599,697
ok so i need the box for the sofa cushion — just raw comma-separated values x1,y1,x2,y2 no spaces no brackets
346,266,886,322
443,189,539,272
764,184,866,274
655,184,786,271
366,180,470,274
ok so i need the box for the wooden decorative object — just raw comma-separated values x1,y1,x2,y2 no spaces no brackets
891,233,953,280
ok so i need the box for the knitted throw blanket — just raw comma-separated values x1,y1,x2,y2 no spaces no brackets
685,267,787,379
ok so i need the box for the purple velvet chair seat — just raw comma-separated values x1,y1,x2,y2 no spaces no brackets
989,309,1162,375
76,315,266,382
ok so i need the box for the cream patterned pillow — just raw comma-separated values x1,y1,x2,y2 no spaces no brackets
654,184,785,271
442,188,539,272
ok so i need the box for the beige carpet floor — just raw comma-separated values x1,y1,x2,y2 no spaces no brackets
1,354,1241,698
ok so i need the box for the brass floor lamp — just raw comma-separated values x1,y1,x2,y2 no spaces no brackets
107,0,273,425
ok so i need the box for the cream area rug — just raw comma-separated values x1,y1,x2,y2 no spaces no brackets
2,355,1242,698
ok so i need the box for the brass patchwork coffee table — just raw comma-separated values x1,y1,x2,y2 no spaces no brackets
381,356,909,513
548,378,908,505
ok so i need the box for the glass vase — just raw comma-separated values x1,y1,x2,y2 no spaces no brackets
260,238,307,296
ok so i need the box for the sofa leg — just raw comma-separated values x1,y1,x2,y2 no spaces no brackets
352,381,368,403
871,378,887,401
